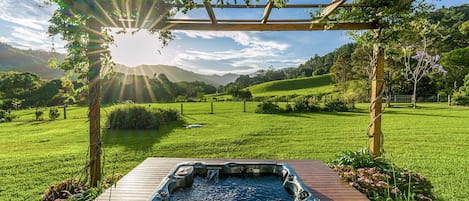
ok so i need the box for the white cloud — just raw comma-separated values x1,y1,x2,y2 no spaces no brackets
10,27,48,44
0,0,53,30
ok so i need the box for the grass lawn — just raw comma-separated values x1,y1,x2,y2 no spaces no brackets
246,74,335,97
0,102,468,200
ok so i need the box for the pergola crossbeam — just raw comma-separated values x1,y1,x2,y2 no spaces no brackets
319,0,345,21
195,3,368,8
261,1,275,24
159,22,377,31
203,1,217,24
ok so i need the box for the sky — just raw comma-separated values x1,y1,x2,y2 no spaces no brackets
0,0,466,75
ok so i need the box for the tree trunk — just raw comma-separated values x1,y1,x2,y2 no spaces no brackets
87,20,102,188
412,80,417,109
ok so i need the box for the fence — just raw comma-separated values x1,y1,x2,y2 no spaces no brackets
386,94,449,103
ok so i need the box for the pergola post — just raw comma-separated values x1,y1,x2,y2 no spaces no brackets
87,19,102,187
369,29,384,156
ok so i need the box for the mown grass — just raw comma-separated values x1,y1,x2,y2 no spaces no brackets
246,74,334,97
0,102,468,200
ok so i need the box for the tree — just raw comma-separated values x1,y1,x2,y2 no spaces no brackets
403,46,446,108
331,54,353,93
439,46,469,94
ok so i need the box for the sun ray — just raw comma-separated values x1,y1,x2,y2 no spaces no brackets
118,68,129,101
111,0,127,29
93,0,119,28
134,0,143,29
138,66,157,102
125,0,132,28
141,0,158,29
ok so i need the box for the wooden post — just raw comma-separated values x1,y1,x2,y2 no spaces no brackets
210,102,214,114
448,95,451,106
87,20,102,187
370,29,384,157
243,100,246,112
180,103,184,115
63,105,67,120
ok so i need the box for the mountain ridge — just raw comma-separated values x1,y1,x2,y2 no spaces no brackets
0,42,238,86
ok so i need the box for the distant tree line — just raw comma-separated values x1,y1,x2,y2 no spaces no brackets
0,71,218,110
224,5,468,106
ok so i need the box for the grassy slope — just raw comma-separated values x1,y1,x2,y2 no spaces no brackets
246,74,334,97
0,103,468,200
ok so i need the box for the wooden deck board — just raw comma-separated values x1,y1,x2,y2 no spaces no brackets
96,158,368,201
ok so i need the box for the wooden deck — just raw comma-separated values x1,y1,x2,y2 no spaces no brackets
96,158,368,201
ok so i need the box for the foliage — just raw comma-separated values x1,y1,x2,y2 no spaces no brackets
403,45,446,108
284,103,293,112
330,149,434,201
329,149,391,170
106,104,179,129
49,107,60,120
35,108,44,121
41,179,86,201
102,73,218,103
255,100,282,114
452,73,469,106
293,97,321,112
0,109,15,123
440,46,469,92
324,99,350,112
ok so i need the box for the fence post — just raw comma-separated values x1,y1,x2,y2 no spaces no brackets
243,100,246,112
180,103,184,115
448,95,451,106
437,94,440,103
210,102,214,114
63,105,67,120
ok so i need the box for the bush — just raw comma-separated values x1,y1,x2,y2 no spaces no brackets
293,97,321,112
330,149,391,170
107,104,180,129
452,90,469,106
49,107,60,120
35,108,44,121
0,109,15,123
0,109,5,119
41,179,87,201
255,101,282,114
329,149,434,201
324,99,349,112
285,103,293,112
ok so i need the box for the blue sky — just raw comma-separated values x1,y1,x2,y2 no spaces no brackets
0,0,466,75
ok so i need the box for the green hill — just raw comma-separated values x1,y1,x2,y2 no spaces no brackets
0,42,64,79
247,74,334,98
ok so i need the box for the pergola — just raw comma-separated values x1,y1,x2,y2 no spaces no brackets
68,0,413,187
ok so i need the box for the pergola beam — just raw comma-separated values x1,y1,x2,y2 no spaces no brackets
195,3,368,8
319,0,345,20
159,22,378,31
203,1,217,24
261,1,275,24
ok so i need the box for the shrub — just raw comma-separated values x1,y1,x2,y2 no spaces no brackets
0,109,5,120
330,149,391,170
324,99,349,112
35,108,44,121
329,149,434,201
285,103,293,112
0,109,15,123
107,104,180,129
452,90,469,106
41,179,86,201
255,101,282,114
293,97,321,112
49,107,60,120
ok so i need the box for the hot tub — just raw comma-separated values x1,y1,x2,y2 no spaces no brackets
150,162,316,201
